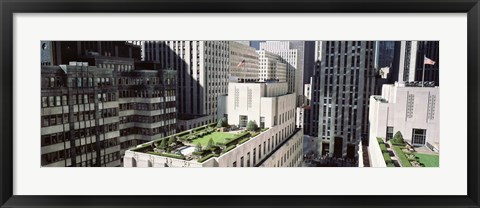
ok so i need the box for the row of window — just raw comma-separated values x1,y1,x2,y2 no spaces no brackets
119,114,176,124
117,77,174,86
231,124,296,167
41,137,119,166
75,152,120,167
118,89,175,99
120,126,175,137
41,92,117,108
119,102,175,111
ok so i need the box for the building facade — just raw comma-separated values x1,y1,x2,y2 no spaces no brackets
257,50,287,82
229,41,259,82
391,41,440,86
259,41,301,105
142,41,230,129
123,82,303,167
369,83,440,152
311,41,377,159
41,58,177,167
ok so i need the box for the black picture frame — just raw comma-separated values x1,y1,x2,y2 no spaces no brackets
1,0,479,207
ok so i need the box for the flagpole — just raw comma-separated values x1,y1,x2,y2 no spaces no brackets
421,42,426,87
422,57,425,87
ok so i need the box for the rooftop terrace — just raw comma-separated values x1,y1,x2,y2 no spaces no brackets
129,122,268,163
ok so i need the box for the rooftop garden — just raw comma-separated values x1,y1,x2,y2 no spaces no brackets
129,118,268,163
377,138,394,167
389,131,439,167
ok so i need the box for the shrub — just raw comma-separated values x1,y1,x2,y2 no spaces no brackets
392,131,405,145
195,143,202,152
206,138,215,149
168,137,177,145
158,138,167,149
216,117,228,128
247,120,258,131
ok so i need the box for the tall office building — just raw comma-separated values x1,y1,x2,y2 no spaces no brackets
257,50,287,82
303,41,316,85
229,41,259,83
41,61,176,167
44,41,141,65
142,41,230,130
391,41,439,86
375,41,396,68
260,41,301,106
303,61,321,137
40,41,176,167
310,41,377,159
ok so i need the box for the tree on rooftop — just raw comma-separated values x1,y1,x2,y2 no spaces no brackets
159,138,167,149
247,120,258,131
168,137,177,146
195,143,202,152
393,131,405,145
216,117,228,128
206,138,215,149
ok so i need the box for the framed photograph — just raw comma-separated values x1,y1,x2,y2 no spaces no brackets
1,0,479,207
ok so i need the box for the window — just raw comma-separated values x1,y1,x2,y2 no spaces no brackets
247,152,250,167
239,115,248,127
412,129,426,145
41,97,47,108
240,157,244,167
386,127,394,141
260,117,265,129
253,148,256,165
48,96,54,107
258,144,262,158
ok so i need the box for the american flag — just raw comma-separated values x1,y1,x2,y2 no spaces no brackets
237,59,245,68
424,56,436,65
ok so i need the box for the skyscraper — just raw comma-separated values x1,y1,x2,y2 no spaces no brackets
390,41,439,86
312,41,377,159
257,50,287,82
142,41,230,130
260,41,301,106
229,41,259,83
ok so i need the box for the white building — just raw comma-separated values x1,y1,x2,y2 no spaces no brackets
257,50,286,82
142,41,230,129
260,41,301,106
369,83,439,152
229,41,259,83
123,82,303,167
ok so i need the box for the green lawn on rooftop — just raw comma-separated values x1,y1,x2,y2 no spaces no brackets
415,153,439,167
191,132,237,147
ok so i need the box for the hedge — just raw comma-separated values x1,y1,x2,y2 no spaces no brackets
377,137,384,144
238,137,250,144
393,146,412,167
197,153,219,163
379,143,388,153
147,152,186,160
225,132,250,146
383,152,392,164
222,145,236,154
390,139,405,146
